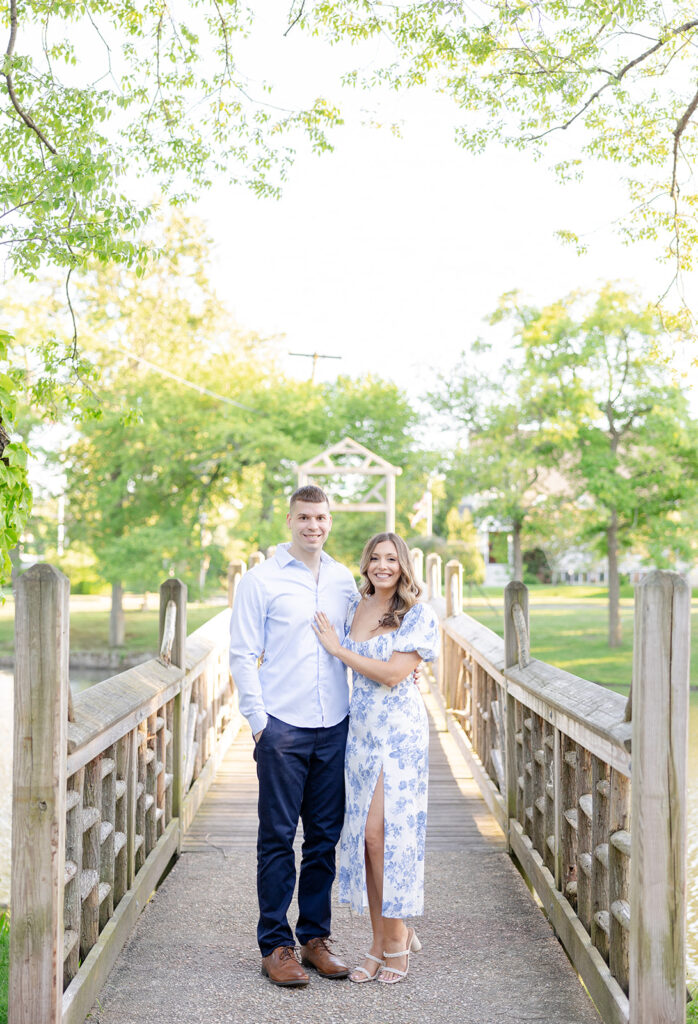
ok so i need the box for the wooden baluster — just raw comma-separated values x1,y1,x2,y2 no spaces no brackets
522,711,533,842
463,657,473,742
145,712,158,855
576,746,593,934
542,720,556,877
630,571,689,1024
504,580,529,843
99,745,116,931
551,726,563,891
113,735,129,907
135,722,147,873
125,729,138,888
609,769,631,995
193,676,204,782
248,550,265,569
514,702,524,827
159,578,186,851
561,738,578,908
531,712,545,859
472,662,482,760
156,713,166,838
81,756,102,959
164,698,174,826
591,756,610,962
63,768,84,989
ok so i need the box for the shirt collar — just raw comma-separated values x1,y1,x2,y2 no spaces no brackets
275,542,333,568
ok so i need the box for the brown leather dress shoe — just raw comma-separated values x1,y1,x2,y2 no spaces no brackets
261,946,309,987
300,936,350,979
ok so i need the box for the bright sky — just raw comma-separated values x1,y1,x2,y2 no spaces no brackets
192,9,697,400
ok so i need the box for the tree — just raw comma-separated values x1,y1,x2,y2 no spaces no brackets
430,345,564,581
306,2,698,285
444,506,485,585
0,329,31,590
0,3,342,583
8,214,429,632
4,2,698,585
508,285,698,645
1,2,339,281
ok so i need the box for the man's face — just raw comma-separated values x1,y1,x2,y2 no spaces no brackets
287,499,332,555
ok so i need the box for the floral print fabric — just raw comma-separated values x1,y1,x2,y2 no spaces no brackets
338,596,440,917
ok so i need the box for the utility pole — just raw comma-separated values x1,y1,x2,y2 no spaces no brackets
288,351,342,383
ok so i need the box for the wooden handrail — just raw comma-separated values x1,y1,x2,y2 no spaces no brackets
10,569,241,1024
428,559,689,1024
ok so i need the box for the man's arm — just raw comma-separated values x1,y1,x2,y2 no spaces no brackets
229,573,269,738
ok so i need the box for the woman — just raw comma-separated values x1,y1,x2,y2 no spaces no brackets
312,532,439,984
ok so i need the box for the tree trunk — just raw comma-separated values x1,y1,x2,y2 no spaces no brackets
512,521,524,582
607,511,622,647
110,581,125,647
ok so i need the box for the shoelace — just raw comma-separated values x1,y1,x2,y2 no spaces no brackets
279,946,299,962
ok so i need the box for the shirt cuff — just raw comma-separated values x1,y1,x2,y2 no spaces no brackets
248,710,269,737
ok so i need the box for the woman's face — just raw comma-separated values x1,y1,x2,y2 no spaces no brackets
366,539,401,595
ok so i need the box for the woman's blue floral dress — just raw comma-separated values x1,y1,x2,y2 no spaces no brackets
338,595,440,917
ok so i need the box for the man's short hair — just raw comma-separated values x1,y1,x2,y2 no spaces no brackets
290,484,330,510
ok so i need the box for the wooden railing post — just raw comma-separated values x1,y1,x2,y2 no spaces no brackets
504,581,529,847
445,560,463,617
227,559,246,607
410,548,424,586
248,550,265,569
10,564,70,1024
629,571,689,1024
425,552,442,601
160,579,187,851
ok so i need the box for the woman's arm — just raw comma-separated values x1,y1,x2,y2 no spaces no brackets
312,612,420,688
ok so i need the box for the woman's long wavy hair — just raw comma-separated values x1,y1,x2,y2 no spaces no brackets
358,532,422,629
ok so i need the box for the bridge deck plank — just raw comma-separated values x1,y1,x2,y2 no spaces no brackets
88,686,602,1024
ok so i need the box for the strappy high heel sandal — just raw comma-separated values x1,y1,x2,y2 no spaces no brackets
349,952,385,983
378,927,422,985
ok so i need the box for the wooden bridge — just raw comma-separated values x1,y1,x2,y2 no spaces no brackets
7,554,691,1024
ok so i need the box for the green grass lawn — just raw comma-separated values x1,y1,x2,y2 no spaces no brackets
0,597,226,658
2,584,696,691
461,585,698,693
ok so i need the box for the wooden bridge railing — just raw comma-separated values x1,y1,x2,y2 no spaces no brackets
9,552,689,1024
9,565,243,1024
419,553,689,1024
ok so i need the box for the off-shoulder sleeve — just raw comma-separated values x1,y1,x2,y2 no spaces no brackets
343,591,361,637
392,602,440,661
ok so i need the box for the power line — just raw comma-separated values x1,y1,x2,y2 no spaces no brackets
288,350,342,384
108,343,258,412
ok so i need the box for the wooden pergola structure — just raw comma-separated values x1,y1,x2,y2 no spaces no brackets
296,437,402,532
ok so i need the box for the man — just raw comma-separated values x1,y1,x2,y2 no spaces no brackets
229,484,357,987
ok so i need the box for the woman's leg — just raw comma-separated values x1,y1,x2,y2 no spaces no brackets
380,918,410,980
350,770,385,981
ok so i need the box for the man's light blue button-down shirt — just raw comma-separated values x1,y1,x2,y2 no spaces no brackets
229,543,358,737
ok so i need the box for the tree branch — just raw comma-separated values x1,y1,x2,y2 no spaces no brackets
211,0,233,76
284,0,306,37
528,18,698,142
671,82,698,199
3,0,58,154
